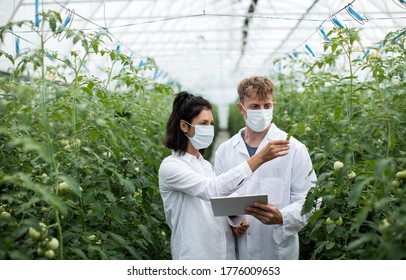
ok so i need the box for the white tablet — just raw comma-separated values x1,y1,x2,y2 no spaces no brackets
210,194,268,217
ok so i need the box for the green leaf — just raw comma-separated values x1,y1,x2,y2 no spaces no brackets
302,189,316,214
348,178,373,207
1,173,68,216
333,106,343,122
138,224,152,243
91,42,99,53
331,43,337,53
49,17,57,32
308,209,324,224
9,137,51,163
347,233,377,250
101,190,115,202
325,241,335,250
109,52,116,61
94,201,106,220
326,224,336,233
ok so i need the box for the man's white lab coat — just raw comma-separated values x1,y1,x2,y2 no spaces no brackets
214,124,316,259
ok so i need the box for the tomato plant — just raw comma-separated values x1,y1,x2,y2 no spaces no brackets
0,10,174,259
270,27,406,259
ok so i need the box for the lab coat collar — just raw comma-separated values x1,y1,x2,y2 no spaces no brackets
171,150,203,162
231,124,282,146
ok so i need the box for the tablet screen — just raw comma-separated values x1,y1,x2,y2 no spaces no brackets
210,194,268,217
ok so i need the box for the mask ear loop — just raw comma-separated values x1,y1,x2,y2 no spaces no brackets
182,120,195,127
180,120,192,137
239,103,247,112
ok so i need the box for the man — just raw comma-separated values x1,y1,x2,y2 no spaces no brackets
214,76,316,259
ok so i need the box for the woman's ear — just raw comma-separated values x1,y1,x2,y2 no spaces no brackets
179,120,189,133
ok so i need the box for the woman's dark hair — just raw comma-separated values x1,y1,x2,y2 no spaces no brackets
164,91,212,154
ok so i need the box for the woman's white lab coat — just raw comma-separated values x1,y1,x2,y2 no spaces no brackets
158,151,252,259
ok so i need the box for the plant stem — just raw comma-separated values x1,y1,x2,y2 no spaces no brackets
40,12,63,260
342,34,356,166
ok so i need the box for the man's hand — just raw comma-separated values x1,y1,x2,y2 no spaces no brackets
245,202,283,225
232,219,250,236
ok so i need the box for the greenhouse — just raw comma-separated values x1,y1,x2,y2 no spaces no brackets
0,0,405,263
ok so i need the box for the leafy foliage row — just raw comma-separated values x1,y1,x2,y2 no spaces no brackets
271,28,406,259
0,11,173,259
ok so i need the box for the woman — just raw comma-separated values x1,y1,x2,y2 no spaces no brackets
159,91,289,259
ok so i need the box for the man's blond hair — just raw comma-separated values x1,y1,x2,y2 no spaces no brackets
237,76,274,102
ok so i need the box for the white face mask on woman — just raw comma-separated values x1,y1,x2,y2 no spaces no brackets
241,105,273,133
184,121,214,149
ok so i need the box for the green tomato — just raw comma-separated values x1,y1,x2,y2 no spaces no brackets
333,161,344,170
325,217,335,225
29,227,41,240
335,217,343,226
103,151,112,158
379,219,390,232
347,171,356,179
395,170,406,179
0,211,11,219
47,237,59,250
88,234,96,241
392,180,400,188
39,222,48,234
58,181,70,192
37,248,44,257
44,249,55,259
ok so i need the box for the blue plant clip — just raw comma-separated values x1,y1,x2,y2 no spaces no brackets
346,5,368,25
45,51,55,61
54,9,75,42
116,44,121,52
362,49,370,59
15,37,20,55
63,13,72,27
330,15,345,29
35,0,40,27
96,28,104,39
138,60,143,68
305,43,315,57
317,26,330,41
391,28,405,42
392,0,406,8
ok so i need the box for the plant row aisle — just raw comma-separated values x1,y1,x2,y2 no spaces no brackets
271,28,406,259
0,11,174,259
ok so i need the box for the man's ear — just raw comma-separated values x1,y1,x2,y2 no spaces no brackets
237,103,245,116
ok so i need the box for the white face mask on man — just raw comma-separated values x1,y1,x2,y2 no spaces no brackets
241,104,273,133
183,121,214,149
